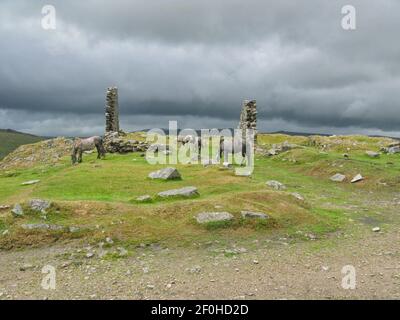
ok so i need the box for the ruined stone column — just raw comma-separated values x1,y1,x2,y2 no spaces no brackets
105,87,119,133
238,99,257,138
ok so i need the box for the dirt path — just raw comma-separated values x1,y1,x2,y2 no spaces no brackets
0,225,399,300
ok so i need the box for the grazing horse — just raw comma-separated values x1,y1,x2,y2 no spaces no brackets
71,136,106,164
219,136,248,166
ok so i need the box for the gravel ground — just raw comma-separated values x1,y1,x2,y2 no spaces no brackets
1,226,399,300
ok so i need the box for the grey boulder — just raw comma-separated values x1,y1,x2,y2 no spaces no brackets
11,204,24,217
157,186,198,198
196,212,233,224
241,211,269,219
148,167,181,180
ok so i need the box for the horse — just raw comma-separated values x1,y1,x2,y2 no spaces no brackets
219,136,248,166
71,136,106,164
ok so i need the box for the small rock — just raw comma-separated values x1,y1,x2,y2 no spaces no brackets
86,252,94,258
146,284,155,290
11,204,24,217
266,180,286,190
241,211,269,219
196,212,233,224
189,265,202,274
351,174,364,183
21,180,40,186
366,151,380,158
291,192,304,201
105,237,114,244
136,195,152,202
253,260,259,264
372,227,381,232
148,167,181,180
117,247,128,257
0,205,10,210
330,173,346,182
2,230,9,236
19,264,35,271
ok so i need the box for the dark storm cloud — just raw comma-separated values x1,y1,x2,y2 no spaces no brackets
0,0,399,136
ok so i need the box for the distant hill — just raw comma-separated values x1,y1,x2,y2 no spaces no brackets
0,129,46,160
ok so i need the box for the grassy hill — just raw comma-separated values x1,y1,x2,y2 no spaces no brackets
0,129,45,160
0,133,399,250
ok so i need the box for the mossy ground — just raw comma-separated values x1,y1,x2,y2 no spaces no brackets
0,133,399,249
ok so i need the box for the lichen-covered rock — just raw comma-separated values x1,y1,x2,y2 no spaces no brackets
241,211,269,219
196,212,233,224
28,199,51,213
11,204,24,217
266,180,286,190
157,186,198,198
149,167,181,180
330,173,346,182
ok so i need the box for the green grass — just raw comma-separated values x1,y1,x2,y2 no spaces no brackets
0,129,45,160
0,133,399,249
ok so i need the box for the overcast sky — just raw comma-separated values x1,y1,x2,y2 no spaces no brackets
0,0,399,137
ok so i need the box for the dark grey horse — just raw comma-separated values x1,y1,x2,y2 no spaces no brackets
219,137,247,165
71,136,106,164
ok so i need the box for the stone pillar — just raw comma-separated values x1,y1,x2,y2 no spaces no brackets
105,87,119,133
238,99,257,137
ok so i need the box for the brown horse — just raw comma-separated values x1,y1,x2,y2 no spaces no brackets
71,136,106,164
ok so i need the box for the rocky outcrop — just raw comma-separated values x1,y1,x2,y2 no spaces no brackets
266,180,286,190
330,173,346,182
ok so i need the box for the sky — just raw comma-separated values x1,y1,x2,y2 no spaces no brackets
0,0,399,137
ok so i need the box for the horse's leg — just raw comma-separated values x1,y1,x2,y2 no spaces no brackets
78,148,83,163
71,148,76,164
96,144,101,159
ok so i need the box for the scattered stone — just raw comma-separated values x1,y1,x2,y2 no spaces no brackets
136,195,152,202
322,266,330,271
86,252,95,258
188,265,202,274
366,151,380,158
143,267,149,274
68,226,81,233
196,212,233,224
19,264,35,271
291,192,305,201
330,173,346,182
266,180,286,190
372,227,381,232
0,205,10,210
2,230,9,236
117,247,128,257
21,180,40,186
105,237,114,244
253,260,259,264
241,211,269,219
21,223,64,231
148,167,181,180
28,199,51,213
11,204,24,217
351,174,364,183
157,186,199,198
146,284,155,290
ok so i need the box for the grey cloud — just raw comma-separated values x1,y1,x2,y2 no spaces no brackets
0,0,399,136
